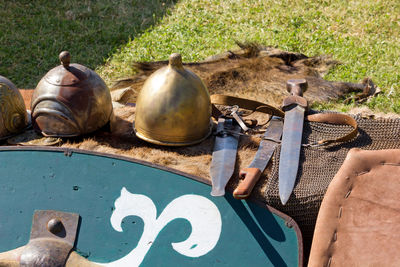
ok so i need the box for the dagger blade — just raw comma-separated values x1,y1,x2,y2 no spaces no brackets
248,117,283,171
279,105,305,205
233,116,283,199
210,117,241,196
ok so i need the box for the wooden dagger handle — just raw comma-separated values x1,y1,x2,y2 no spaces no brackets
233,168,262,199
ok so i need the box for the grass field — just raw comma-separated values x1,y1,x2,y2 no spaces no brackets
0,0,176,87
1,0,399,112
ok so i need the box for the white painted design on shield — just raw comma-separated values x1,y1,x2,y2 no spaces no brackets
101,187,222,266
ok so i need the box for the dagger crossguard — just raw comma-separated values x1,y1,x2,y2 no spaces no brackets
286,79,308,96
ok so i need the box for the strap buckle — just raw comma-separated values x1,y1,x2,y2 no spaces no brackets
229,105,249,132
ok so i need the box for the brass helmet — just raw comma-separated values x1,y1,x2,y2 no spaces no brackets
0,75,29,139
31,51,113,137
135,53,212,146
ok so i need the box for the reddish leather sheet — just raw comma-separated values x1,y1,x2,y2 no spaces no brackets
309,148,400,266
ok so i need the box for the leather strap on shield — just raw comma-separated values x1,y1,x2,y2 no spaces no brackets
308,148,400,267
211,94,358,146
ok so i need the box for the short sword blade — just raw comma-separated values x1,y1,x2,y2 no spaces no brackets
249,117,283,171
210,118,241,196
279,105,305,205
233,116,283,199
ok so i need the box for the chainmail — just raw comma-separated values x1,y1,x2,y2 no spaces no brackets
262,114,400,261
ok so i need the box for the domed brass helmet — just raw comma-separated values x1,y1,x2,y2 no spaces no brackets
31,51,113,137
135,53,212,146
0,75,29,139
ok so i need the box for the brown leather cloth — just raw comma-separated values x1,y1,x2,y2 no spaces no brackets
308,149,400,267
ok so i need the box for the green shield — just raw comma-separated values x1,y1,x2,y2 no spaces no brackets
0,147,302,266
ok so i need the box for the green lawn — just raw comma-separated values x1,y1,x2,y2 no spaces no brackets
0,0,176,87
1,0,399,112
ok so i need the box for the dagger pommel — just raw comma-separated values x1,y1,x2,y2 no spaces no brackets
286,79,308,96
283,79,308,111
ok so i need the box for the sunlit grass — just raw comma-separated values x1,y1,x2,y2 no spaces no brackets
99,0,400,112
2,0,399,112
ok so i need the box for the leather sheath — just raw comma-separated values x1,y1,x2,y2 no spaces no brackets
308,148,400,267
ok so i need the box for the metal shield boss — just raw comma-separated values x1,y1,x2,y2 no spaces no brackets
31,51,113,137
0,75,29,140
134,53,212,146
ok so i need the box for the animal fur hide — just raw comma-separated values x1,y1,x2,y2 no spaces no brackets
111,42,377,106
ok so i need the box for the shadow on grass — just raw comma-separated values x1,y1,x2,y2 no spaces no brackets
0,0,177,88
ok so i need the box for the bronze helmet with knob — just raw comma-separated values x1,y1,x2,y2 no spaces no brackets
134,53,212,146
31,51,113,137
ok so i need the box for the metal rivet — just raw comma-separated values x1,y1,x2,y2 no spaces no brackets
285,220,293,228
47,218,63,234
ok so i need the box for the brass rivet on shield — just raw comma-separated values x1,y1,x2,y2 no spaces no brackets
47,218,63,234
